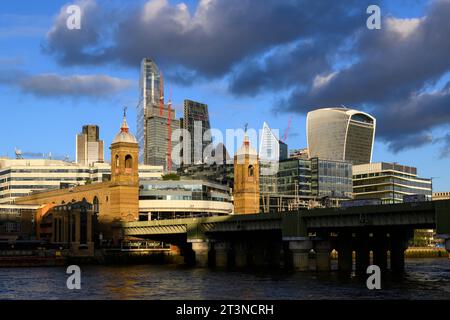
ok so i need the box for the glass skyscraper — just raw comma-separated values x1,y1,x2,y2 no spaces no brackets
137,58,180,169
182,99,212,165
306,107,376,165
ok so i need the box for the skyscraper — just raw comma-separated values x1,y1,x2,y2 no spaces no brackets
137,58,180,169
306,107,376,165
182,99,212,165
76,125,104,165
259,121,288,163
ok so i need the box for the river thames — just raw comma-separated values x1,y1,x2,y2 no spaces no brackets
0,258,449,300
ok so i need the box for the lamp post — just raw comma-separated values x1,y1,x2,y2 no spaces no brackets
391,162,398,204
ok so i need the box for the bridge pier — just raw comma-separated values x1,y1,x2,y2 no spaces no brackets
251,242,267,267
390,231,408,273
372,231,388,271
288,238,312,271
190,239,209,268
337,232,353,273
268,241,283,268
355,231,370,274
234,242,249,268
315,240,331,271
214,241,230,268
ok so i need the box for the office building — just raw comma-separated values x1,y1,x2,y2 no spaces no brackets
289,148,309,160
310,158,353,202
139,180,233,220
182,99,212,165
353,162,432,204
137,58,180,169
0,204,39,241
0,158,163,204
261,157,353,212
259,122,288,210
259,122,288,163
306,107,376,164
76,125,104,165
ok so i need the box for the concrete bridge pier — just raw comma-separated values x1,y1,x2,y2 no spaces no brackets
214,241,230,268
190,239,209,267
315,240,331,271
267,241,283,268
372,231,388,271
355,231,370,274
390,231,409,273
288,238,312,271
337,232,353,273
234,242,249,268
250,242,267,267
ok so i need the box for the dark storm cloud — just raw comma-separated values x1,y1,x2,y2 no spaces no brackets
44,0,370,77
275,0,450,153
43,0,450,154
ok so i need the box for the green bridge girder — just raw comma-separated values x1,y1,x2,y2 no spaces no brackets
122,200,450,240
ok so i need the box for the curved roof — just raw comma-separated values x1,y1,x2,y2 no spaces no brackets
308,107,375,123
112,116,137,144
236,135,257,156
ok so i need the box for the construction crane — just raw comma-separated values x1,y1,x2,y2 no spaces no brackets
166,85,173,172
159,72,164,117
281,115,293,142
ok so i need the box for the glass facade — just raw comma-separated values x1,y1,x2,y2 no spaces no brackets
307,108,375,165
259,157,353,212
139,180,231,202
183,99,212,165
311,158,353,199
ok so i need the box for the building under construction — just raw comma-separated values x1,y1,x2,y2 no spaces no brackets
137,58,180,171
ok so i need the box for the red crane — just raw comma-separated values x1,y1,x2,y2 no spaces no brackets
167,85,173,172
281,115,293,142
159,72,164,117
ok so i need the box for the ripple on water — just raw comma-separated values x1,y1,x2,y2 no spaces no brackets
0,258,449,300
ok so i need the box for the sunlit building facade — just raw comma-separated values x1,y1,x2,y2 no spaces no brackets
353,162,432,204
306,107,376,165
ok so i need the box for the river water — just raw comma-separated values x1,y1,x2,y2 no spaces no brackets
0,258,449,300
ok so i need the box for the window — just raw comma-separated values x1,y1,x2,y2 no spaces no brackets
115,154,119,167
248,165,254,177
93,196,99,213
125,155,133,169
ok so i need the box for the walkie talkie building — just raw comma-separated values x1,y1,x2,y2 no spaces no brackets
306,107,376,165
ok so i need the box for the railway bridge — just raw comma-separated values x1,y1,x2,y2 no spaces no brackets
122,200,450,273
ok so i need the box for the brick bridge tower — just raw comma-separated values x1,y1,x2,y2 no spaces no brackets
109,110,140,223
233,133,260,214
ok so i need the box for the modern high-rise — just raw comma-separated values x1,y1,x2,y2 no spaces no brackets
182,99,212,165
137,58,180,169
259,122,288,163
76,125,104,165
306,107,376,165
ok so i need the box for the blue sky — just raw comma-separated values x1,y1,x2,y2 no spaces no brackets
0,0,449,191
